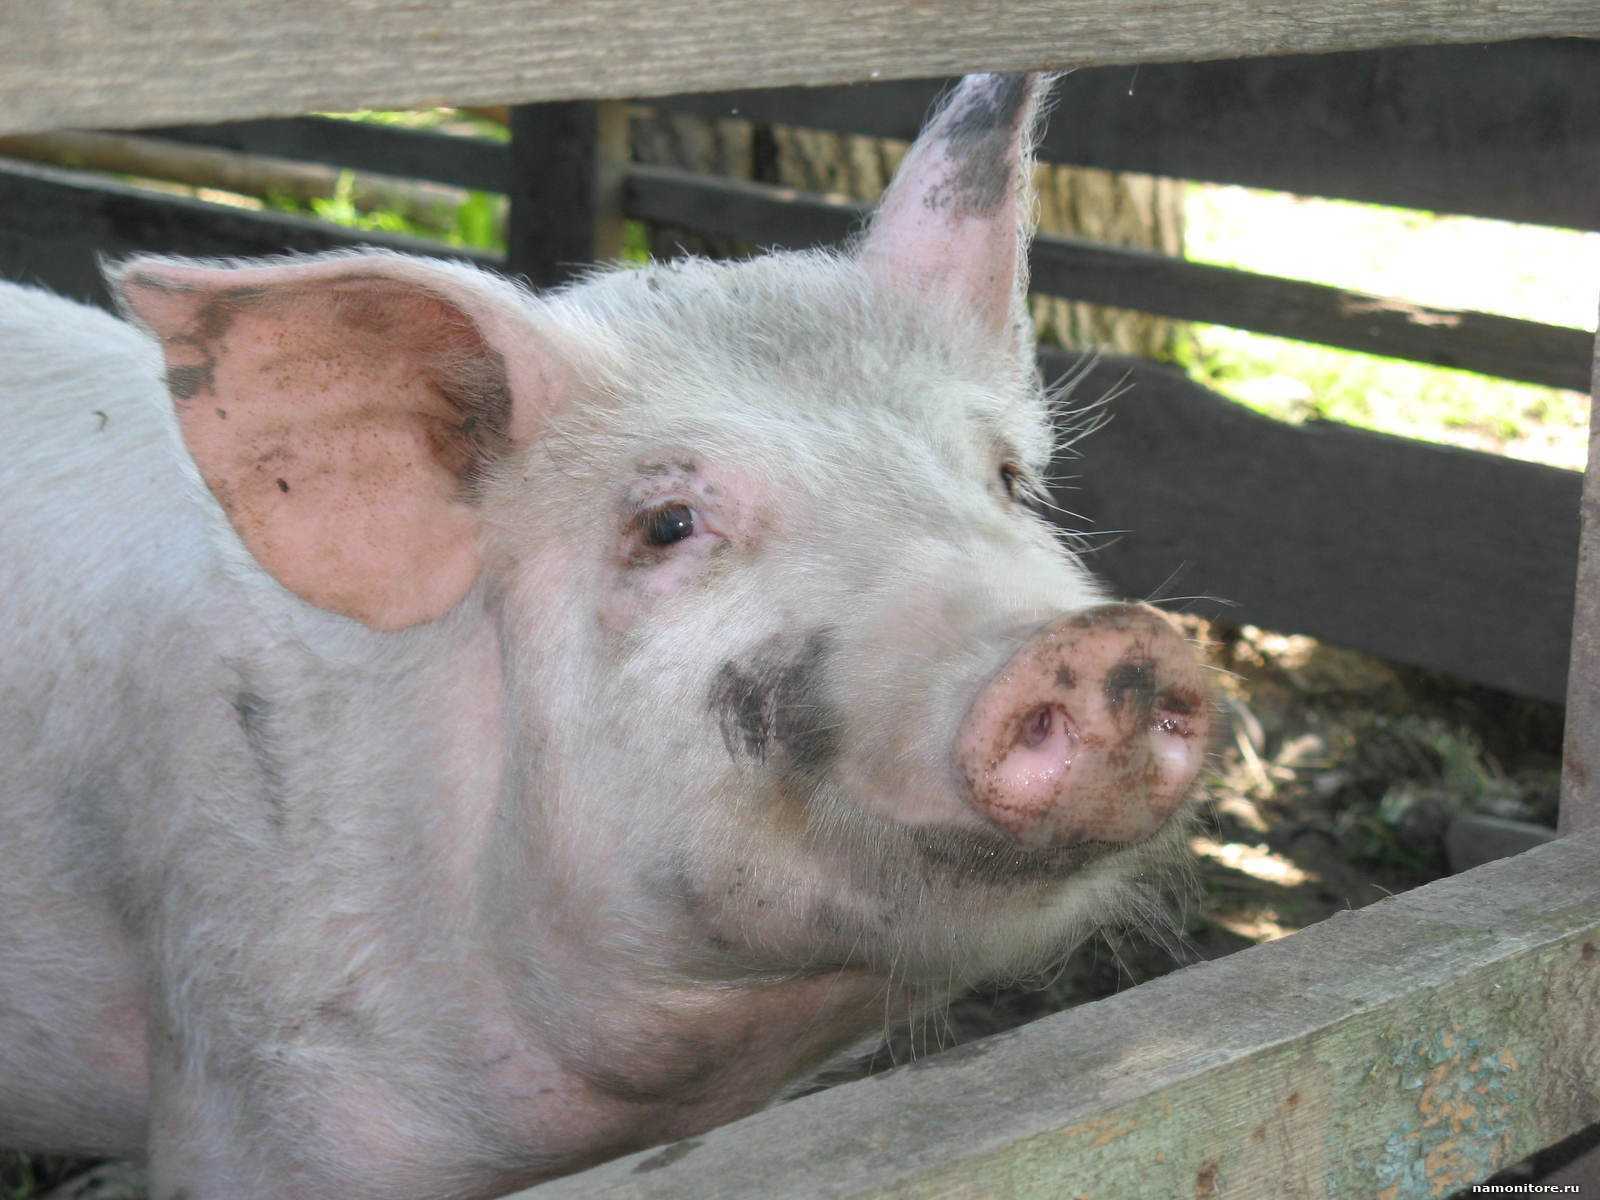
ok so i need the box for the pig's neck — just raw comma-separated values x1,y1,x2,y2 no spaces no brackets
398,611,890,1174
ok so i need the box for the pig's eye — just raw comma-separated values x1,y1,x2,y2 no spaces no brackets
999,461,1023,499
642,503,697,547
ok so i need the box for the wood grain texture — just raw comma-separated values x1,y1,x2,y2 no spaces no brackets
1051,353,1582,703
623,167,1595,392
1560,325,1600,833
144,118,510,193
654,38,1600,231
6,2,1600,137
513,828,1600,1199
1552,321,1600,1191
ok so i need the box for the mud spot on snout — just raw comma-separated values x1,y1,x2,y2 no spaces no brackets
1104,657,1158,720
708,628,840,774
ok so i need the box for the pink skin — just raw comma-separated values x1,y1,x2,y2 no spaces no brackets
859,74,1041,335
955,605,1212,848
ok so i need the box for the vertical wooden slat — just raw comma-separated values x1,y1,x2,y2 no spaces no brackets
1560,318,1600,838
1551,312,1600,1191
506,100,627,289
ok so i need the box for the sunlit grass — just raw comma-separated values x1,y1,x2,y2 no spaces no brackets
1182,185,1598,470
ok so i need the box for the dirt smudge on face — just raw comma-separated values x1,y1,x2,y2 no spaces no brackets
708,628,840,775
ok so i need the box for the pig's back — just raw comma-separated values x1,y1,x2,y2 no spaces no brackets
0,282,213,713
0,283,217,1152
0,281,210,625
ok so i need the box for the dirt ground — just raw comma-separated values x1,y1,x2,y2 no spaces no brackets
1,623,1569,1198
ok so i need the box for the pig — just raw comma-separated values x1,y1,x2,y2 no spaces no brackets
0,73,1211,1198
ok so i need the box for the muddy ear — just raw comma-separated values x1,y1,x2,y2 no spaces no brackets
858,73,1048,336
109,252,568,631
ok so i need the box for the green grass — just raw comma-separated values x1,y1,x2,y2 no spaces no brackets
1181,185,1599,470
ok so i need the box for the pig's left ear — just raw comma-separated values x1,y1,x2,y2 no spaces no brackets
108,252,572,631
857,73,1049,337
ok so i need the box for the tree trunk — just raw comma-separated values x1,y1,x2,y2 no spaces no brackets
1032,164,1186,360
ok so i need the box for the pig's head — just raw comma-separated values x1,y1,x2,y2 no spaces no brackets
108,74,1210,1004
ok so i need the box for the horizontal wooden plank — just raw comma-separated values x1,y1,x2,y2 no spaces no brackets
623,166,1595,391
1030,242,1596,393
1054,353,1582,702
653,38,1600,231
0,161,497,308
6,2,1600,137
141,118,510,194
517,828,1600,1198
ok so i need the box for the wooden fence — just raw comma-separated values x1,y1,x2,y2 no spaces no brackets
3,10,1598,1196
3,38,1595,703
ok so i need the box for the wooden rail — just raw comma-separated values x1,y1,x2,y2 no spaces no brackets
145,119,511,193
624,167,1595,393
654,39,1600,232
142,39,1600,230
512,828,1600,1199
5,2,1600,137
0,161,495,309
6,148,1588,393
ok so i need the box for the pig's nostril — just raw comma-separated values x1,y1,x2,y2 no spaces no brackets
1017,703,1053,749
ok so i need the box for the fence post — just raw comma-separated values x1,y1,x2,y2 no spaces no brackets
506,100,627,289
1559,312,1600,837
1550,307,1600,1190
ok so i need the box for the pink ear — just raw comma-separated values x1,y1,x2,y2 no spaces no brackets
110,254,564,631
858,74,1047,333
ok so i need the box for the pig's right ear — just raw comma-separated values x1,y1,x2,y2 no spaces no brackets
107,252,572,631
857,73,1048,338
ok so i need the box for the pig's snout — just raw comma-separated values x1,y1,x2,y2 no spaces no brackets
955,604,1211,848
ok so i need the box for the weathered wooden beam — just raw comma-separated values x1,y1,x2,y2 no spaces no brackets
5,2,1600,137
0,130,475,224
0,160,496,308
622,166,1595,392
1551,314,1600,1196
653,38,1600,231
1031,242,1593,393
1445,814,1557,873
514,828,1600,1198
143,117,511,194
